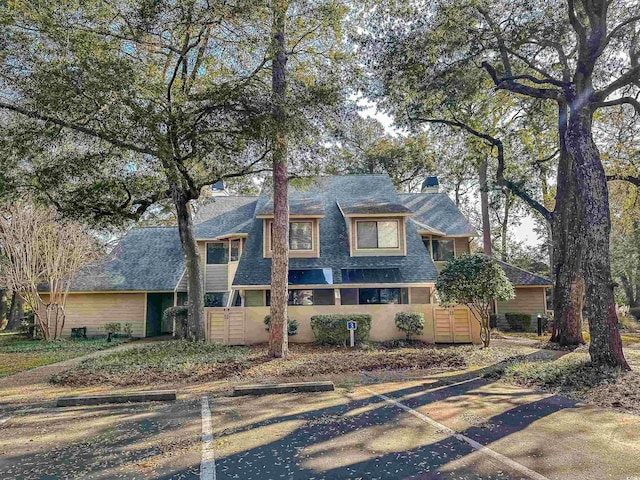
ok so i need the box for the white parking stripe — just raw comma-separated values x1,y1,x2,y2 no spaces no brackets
364,387,550,480
200,396,216,480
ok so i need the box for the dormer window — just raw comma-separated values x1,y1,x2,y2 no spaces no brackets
264,219,320,257
289,221,313,250
349,217,406,256
356,220,399,249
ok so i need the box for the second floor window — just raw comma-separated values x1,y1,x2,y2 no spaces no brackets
432,239,455,261
290,221,313,250
356,220,399,249
270,221,314,251
206,242,229,264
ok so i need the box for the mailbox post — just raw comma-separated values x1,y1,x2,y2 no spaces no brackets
347,321,357,347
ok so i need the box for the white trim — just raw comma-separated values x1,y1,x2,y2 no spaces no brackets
174,269,187,292
200,396,216,480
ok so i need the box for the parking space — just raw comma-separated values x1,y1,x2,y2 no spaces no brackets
2,374,640,479
0,398,203,479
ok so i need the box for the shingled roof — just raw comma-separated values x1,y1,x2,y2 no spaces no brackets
195,196,257,239
496,260,551,286
400,193,477,236
70,227,185,292
233,175,440,286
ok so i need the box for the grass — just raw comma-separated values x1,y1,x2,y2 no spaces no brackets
500,352,620,391
52,340,255,386
51,340,537,387
0,334,130,378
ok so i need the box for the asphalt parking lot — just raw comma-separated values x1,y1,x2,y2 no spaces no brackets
2,374,640,480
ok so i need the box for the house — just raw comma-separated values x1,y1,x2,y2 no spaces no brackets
59,174,551,343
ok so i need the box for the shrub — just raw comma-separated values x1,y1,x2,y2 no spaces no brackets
164,307,188,339
505,313,532,332
310,314,372,345
103,322,122,334
263,315,299,337
489,314,498,329
122,322,133,338
394,312,424,340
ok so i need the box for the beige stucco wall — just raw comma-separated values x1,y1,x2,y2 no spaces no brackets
496,287,547,315
58,293,147,337
238,304,481,345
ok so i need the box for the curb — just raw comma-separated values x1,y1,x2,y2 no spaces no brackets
56,390,177,407
233,381,335,396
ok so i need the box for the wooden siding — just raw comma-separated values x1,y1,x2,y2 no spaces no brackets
176,271,187,292
454,237,471,255
205,264,229,291
497,287,547,315
59,293,146,337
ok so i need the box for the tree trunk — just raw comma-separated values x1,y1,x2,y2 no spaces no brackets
551,100,585,346
501,193,510,261
173,189,205,341
268,0,289,359
566,102,629,369
6,291,24,331
479,157,492,256
0,288,6,329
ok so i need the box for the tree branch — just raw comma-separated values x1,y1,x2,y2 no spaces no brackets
0,101,157,156
481,62,562,100
596,65,640,100
593,96,640,114
411,116,553,222
606,174,640,186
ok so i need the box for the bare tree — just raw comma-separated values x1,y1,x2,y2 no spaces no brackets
0,202,98,340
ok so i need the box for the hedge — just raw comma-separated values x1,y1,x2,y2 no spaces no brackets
310,314,372,345
505,313,532,332
394,312,424,340
263,315,299,337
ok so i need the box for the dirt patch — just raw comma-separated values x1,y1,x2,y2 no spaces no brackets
52,342,538,389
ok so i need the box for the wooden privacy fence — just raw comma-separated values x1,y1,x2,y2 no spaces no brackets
206,304,474,345
206,307,245,345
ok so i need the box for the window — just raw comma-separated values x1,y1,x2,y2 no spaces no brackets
358,288,408,305
288,268,333,285
206,242,228,264
340,288,358,305
266,289,334,306
204,292,229,307
269,221,314,251
290,222,313,250
356,220,399,249
230,239,241,261
432,239,455,261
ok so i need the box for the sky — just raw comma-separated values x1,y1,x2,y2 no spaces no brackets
359,102,541,248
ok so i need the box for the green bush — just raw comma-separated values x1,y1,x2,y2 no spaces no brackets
103,322,122,334
164,307,188,339
310,314,372,345
394,312,424,340
505,313,532,332
263,315,299,336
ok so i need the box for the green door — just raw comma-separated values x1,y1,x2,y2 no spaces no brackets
146,293,174,337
